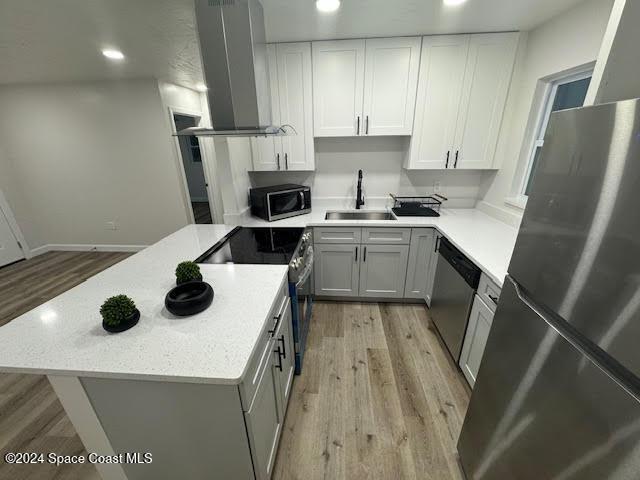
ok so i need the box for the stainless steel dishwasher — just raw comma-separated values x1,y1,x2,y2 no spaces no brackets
429,237,481,362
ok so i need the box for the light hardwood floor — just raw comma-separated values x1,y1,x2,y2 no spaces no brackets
272,301,471,480
0,253,470,480
0,251,131,480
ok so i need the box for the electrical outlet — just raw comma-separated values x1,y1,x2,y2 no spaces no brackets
434,181,442,194
105,221,117,231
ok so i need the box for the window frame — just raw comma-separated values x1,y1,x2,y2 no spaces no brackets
517,68,593,198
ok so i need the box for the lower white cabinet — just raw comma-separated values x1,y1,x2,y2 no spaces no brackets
314,243,360,296
459,294,495,387
404,228,436,300
273,300,294,416
359,244,409,298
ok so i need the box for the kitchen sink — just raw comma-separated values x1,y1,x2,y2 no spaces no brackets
324,211,396,221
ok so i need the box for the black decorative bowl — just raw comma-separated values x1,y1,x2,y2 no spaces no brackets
165,281,214,316
102,309,140,333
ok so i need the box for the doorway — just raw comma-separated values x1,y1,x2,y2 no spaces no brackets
173,114,214,224
0,202,24,268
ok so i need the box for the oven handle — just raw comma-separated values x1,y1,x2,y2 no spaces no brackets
295,249,314,288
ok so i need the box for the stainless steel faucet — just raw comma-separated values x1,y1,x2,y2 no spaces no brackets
356,169,365,209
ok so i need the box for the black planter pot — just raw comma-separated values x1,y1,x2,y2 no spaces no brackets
177,273,203,285
102,309,140,333
165,281,214,317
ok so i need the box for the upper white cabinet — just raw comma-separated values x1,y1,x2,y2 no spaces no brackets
251,42,314,171
313,37,420,137
312,40,366,137
406,32,518,170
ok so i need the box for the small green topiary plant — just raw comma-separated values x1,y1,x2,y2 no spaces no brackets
100,295,137,326
175,261,202,284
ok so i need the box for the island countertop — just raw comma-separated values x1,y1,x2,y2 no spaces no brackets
0,225,289,385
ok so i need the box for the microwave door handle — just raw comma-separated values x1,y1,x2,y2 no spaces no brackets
299,191,305,209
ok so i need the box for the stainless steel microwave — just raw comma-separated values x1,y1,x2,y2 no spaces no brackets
249,184,311,221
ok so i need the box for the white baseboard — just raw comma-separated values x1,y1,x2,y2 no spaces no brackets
30,244,147,257
476,200,523,228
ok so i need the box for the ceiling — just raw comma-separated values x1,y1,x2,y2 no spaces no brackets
0,0,588,88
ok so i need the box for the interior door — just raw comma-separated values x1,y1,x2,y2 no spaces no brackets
453,33,518,169
0,203,23,267
312,39,365,137
362,37,421,136
459,277,640,480
408,35,469,169
277,42,314,170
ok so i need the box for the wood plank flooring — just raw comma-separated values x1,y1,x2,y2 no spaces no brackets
0,253,470,479
273,301,471,480
0,251,131,480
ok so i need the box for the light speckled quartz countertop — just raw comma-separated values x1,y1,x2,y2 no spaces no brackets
240,207,519,287
0,225,289,385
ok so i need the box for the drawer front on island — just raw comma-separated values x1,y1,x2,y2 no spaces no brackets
240,279,289,410
362,227,411,245
314,227,361,244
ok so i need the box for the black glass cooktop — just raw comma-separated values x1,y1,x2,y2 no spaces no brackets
196,227,304,265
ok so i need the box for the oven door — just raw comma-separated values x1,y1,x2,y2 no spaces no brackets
292,254,314,374
267,188,310,221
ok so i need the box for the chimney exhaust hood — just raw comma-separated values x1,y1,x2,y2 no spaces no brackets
177,0,294,137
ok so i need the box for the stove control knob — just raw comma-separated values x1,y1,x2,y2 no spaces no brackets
291,258,302,269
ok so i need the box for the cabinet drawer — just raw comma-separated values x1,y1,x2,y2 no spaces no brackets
239,279,289,411
314,227,361,244
362,227,411,245
478,273,501,313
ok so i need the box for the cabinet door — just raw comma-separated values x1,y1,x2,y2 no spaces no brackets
251,45,282,171
453,33,518,169
359,245,409,298
406,35,469,169
459,295,494,387
424,235,439,306
312,40,366,137
362,37,421,136
404,228,436,299
276,42,315,170
244,353,281,480
273,300,294,417
314,244,360,296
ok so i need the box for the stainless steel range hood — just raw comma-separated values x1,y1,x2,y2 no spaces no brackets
177,0,293,137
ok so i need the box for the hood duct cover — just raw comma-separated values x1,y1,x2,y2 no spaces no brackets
178,0,292,137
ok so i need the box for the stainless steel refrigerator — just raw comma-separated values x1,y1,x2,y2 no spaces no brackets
458,98,640,479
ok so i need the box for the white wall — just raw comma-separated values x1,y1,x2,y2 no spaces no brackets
478,0,613,223
250,137,484,209
0,79,190,250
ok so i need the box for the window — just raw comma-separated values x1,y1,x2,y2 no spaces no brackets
521,71,592,196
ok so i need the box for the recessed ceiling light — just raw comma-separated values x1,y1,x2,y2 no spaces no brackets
102,49,125,60
443,0,467,6
316,0,340,13
195,83,208,92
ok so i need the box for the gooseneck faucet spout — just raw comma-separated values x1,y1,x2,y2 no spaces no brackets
356,169,365,210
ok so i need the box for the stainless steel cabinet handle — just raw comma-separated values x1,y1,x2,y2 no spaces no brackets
366,115,369,135
355,247,358,262
278,335,286,358
357,116,360,135
488,294,498,305
434,236,441,253
276,153,280,170
363,246,367,262
445,151,450,169
274,347,283,371
454,150,459,168
285,153,288,170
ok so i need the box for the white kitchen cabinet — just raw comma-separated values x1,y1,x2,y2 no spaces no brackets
408,35,469,169
459,295,495,387
425,234,439,306
404,228,437,299
313,37,420,137
251,42,314,171
273,300,294,417
362,37,421,136
453,33,519,169
406,32,518,170
312,39,366,137
244,354,281,480
314,243,360,296
358,244,409,298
